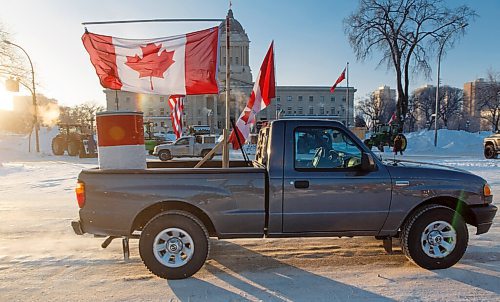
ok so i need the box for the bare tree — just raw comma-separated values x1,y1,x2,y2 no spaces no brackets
355,94,394,129
344,0,475,129
58,102,104,132
476,71,500,131
438,86,462,128
0,23,30,88
356,95,382,130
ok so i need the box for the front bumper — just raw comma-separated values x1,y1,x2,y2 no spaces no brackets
71,219,85,235
470,204,498,235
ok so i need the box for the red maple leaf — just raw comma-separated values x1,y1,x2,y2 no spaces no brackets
125,43,175,90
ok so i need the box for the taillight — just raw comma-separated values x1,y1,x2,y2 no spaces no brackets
76,181,85,208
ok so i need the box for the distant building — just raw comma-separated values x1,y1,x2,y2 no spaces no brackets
105,9,355,133
463,78,493,130
372,85,396,108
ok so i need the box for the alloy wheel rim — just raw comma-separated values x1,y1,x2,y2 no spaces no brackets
420,220,456,258
153,227,194,268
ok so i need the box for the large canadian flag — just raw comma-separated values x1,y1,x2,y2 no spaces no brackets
229,42,275,149
82,27,219,95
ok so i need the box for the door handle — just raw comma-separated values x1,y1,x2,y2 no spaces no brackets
294,180,309,189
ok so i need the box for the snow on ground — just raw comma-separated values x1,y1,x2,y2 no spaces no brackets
0,129,499,301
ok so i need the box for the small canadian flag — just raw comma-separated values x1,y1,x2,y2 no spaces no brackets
82,27,219,96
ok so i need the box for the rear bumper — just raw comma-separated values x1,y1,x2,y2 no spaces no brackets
470,204,498,235
71,219,85,235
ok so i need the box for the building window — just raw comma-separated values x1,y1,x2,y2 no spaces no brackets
223,57,226,65
197,109,201,115
235,57,239,65
331,97,335,102
276,104,281,110
126,97,131,103
287,96,292,102
276,96,281,102
342,97,346,102
309,96,314,102
331,107,335,115
298,95,303,102
148,108,154,116
320,96,324,103
160,108,165,116
309,107,314,115
287,107,293,115
298,107,303,115
319,106,325,115
161,122,165,127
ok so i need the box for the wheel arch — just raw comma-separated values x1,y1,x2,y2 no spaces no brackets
399,196,477,231
131,200,217,237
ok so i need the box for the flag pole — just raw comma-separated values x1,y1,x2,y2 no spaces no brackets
345,62,349,127
222,14,231,168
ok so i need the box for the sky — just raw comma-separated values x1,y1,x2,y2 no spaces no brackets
0,0,499,110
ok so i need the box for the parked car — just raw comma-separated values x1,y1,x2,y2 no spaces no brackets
153,135,221,161
72,119,497,279
484,131,500,159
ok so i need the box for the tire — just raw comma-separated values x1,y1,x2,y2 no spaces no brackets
67,140,81,156
400,134,408,151
201,149,214,160
158,150,172,161
51,137,65,156
484,145,497,159
139,211,209,279
400,204,468,270
363,139,373,151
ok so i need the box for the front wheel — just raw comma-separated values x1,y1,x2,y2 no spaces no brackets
400,204,468,270
158,150,172,161
484,145,497,159
139,211,209,279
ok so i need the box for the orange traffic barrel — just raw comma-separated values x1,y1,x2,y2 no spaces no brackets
96,111,146,169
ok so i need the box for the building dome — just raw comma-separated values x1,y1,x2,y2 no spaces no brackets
219,9,246,36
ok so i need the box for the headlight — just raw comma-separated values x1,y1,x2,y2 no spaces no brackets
483,183,492,197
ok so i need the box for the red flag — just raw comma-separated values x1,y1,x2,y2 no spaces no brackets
388,112,396,124
330,67,346,93
229,42,275,149
168,95,185,139
82,27,219,96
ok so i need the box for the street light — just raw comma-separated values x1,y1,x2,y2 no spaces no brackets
3,40,39,152
434,23,468,147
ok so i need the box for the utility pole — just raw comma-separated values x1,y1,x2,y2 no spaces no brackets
4,40,39,152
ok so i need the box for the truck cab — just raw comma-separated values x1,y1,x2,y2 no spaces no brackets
153,135,220,161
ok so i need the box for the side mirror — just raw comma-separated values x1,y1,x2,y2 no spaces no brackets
361,152,377,172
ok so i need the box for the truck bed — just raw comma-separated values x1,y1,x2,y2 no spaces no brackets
77,160,267,238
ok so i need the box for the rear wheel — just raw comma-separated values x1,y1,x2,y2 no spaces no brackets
51,137,65,155
158,150,172,161
363,139,373,150
400,134,408,151
139,211,209,279
201,149,214,160
67,140,81,156
484,145,497,159
401,204,468,270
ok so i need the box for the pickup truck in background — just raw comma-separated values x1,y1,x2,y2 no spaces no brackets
153,135,221,161
72,119,497,279
484,131,500,159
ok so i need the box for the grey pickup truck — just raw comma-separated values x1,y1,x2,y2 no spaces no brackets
72,119,497,279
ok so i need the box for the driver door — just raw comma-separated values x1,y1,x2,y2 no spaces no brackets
283,125,392,233
171,137,192,156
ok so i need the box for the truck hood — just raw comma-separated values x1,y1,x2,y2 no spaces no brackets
383,159,486,185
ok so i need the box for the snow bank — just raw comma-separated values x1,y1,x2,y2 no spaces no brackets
0,127,59,163
404,129,491,156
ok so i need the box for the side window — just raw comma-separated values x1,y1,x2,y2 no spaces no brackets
176,138,189,145
294,127,362,170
